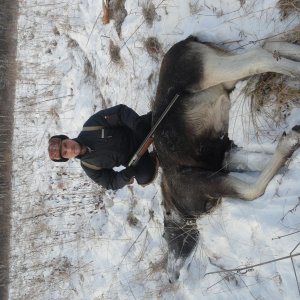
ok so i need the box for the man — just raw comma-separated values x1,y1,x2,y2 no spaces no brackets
48,104,158,190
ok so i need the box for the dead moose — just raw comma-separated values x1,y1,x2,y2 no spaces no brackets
151,36,300,282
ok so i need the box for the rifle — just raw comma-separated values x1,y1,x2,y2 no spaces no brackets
128,93,180,167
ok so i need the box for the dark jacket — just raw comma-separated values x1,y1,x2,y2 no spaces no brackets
75,104,151,190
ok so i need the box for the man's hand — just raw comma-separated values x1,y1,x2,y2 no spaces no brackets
123,166,136,184
128,177,135,185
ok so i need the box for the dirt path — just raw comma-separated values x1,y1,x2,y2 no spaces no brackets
0,1,18,299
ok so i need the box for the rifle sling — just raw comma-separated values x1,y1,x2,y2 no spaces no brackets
81,125,104,131
81,160,102,171
80,125,104,170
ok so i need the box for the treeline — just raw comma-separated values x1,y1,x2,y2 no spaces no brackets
0,1,18,299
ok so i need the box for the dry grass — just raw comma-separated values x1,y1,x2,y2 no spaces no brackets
127,212,140,227
142,1,157,27
67,38,78,48
53,26,60,36
242,25,300,131
110,0,127,37
278,0,300,19
148,255,167,275
189,0,204,15
144,37,163,61
109,40,122,64
243,73,300,127
83,57,96,79
283,24,300,43
102,0,110,24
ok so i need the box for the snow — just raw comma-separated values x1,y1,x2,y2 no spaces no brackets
9,0,300,299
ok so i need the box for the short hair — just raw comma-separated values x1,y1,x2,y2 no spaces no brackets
48,135,69,162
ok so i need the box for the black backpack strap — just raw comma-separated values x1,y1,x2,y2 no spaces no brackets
80,126,104,170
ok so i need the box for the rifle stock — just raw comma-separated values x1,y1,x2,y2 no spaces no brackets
128,136,154,167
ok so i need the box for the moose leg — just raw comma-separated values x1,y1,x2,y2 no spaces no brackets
223,148,272,172
200,43,300,90
263,41,300,61
222,126,300,201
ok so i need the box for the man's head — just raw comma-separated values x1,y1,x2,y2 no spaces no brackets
48,135,82,162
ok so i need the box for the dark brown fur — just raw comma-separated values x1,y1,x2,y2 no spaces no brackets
152,36,300,282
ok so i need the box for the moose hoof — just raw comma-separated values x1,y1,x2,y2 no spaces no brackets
168,271,180,284
277,126,300,156
292,125,300,133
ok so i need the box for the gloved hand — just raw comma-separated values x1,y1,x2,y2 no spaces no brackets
123,166,137,183
128,177,134,184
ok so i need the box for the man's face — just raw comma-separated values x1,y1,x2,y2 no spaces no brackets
48,138,81,160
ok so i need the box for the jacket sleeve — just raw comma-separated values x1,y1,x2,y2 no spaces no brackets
81,163,135,190
84,104,151,134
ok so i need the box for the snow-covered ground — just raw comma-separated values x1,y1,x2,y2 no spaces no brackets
10,0,300,299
